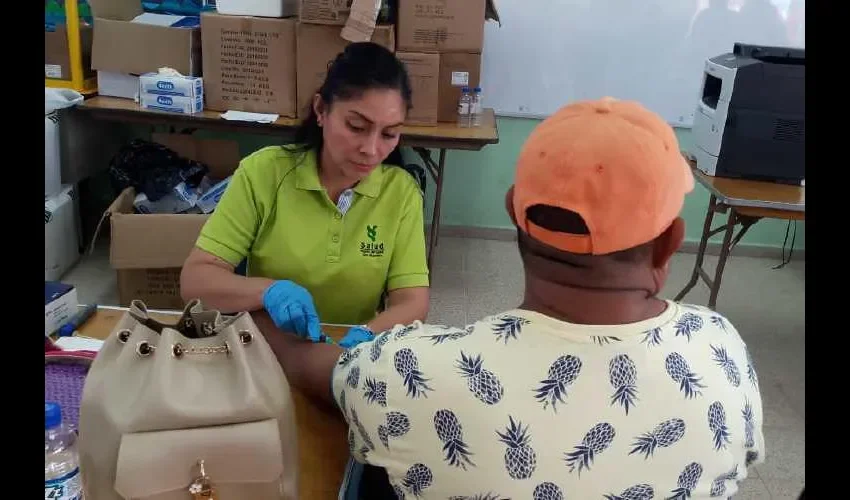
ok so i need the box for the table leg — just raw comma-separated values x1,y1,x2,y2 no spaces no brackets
708,208,738,309
675,195,718,302
411,147,447,270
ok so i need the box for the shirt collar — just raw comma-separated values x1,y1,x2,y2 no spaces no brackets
295,149,385,199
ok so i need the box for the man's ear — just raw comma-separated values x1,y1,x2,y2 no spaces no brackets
505,186,518,226
652,217,685,269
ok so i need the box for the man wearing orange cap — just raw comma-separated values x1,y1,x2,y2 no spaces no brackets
264,98,765,499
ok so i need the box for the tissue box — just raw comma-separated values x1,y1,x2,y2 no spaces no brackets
196,177,232,214
45,282,78,336
140,93,203,114
139,73,203,99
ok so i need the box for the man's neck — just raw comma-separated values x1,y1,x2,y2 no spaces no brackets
520,281,668,326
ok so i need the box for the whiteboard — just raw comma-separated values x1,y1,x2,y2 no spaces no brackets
481,0,804,127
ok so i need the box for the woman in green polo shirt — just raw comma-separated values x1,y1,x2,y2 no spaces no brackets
180,42,429,344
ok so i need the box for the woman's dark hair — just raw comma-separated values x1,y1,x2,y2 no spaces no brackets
291,42,413,154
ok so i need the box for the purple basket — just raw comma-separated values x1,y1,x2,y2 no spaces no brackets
45,354,93,429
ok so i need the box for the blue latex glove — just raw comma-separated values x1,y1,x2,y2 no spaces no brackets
338,325,375,349
262,280,324,342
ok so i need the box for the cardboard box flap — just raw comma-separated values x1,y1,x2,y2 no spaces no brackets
151,134,242,180
88,0,142,21
485,0,501,25
110,214,209,270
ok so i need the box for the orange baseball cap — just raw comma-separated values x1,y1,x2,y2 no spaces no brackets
513,97,694,255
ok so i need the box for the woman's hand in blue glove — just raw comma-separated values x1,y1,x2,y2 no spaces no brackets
338,325,376,349
262,280,323,342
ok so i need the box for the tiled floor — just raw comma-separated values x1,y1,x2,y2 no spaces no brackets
64,236,805,499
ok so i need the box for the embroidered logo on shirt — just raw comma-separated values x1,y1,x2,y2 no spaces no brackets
361,224,384,257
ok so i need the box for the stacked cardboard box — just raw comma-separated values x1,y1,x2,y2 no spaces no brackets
88,0,202,99
396,0,489,125
103,134,242,309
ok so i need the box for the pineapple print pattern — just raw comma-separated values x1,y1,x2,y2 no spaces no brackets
534,354,582,412
363,377,387,407
492,315,529,344
707,401,731,450
449,494,506,500
338,347,360,367
496,416,537,480
426,326,474,345
532,482,564,500
743,400,755,448
457,352,504,405
402,463,433,497
370,332,391,362
346,365,360,389
434,409,475,469
629,418,686,459
709,465,738,497
642,327,662,346
604,483,655,500
564,422,616,475
709,316,726,331
379,411,411,449
665,352,706,398
745,348,758,387
350,407,374,451
332,306,763,499
674,313,704,341
592,335,622,345
710,345,741,387
395,348,433,398
668,462,703,500
609,354,639,415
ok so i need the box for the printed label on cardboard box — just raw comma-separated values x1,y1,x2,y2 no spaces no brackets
451,71,469,86
45,64,63,79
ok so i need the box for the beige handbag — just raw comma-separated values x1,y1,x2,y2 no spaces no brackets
78,300,299,500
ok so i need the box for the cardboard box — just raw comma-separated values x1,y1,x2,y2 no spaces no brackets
45,282,78,336
295,23,395,118
103,134,241,309
88,0,201,76
201,13,297,117
299,0,351,25
45,25,94,80
438,52,481,122
396,52,439,126
97,72,140,100
398,0,486,53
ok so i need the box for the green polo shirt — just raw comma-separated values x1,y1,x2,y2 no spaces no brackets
195,146,429,325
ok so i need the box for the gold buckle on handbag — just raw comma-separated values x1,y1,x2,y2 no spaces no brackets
188,460,218,499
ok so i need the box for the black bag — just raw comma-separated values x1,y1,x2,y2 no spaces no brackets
108,139,209,201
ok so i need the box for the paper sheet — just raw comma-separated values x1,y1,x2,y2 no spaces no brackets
341,0,381,43
55,336,104,352
220,111,280,123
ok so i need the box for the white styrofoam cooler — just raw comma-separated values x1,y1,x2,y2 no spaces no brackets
216,0,298,17
45,185,82,281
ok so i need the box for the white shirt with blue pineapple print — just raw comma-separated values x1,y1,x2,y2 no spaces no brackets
331,301,765,499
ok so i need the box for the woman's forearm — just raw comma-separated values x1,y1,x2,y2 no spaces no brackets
366,287,429,333
181,260,274,314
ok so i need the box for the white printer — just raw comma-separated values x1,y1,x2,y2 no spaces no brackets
692,43,805,184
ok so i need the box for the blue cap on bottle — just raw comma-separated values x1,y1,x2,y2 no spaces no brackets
461,87,470,93
474,87,482,92
45,401,62,430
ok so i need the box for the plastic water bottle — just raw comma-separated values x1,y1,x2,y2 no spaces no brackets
45,402,84,500
471,87,483,127
457,87,471,128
